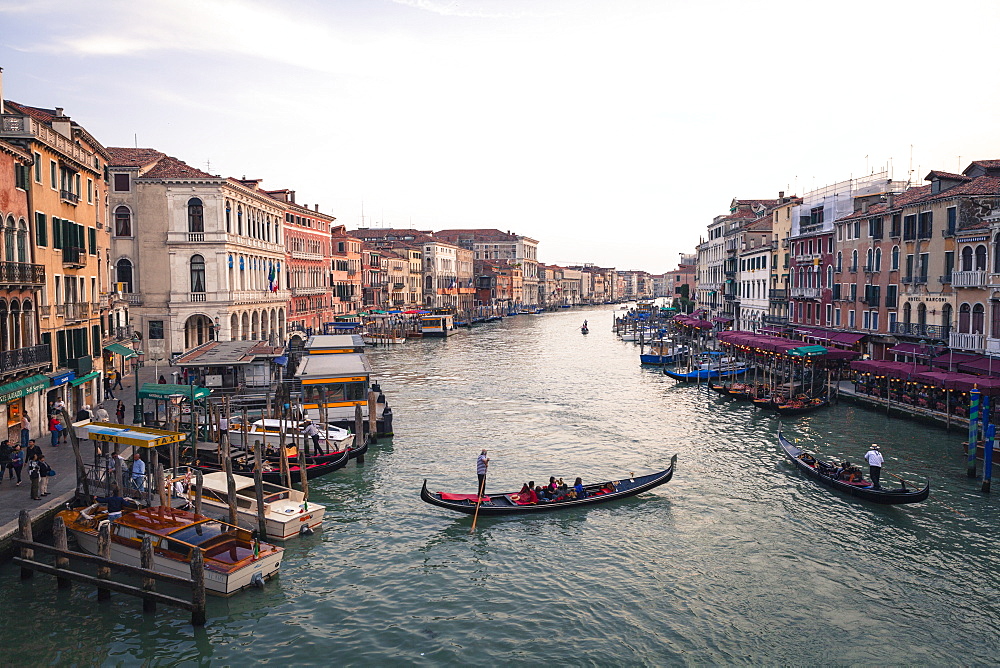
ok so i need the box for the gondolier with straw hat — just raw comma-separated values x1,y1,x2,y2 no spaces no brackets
865,443,884,490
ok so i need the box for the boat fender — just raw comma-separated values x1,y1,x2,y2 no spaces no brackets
299,524,314,536
250,572,265,589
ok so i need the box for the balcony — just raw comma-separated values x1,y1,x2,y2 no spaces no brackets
724,294,739,302
848,265,858,273
189,292,207,302
62,246,87,268
0,261,45,287
763,315,788,325
60,189,79,205
913,274,929,285
891,322,950,341
768,289,788,301
55,302,89,321
125,293,143,306
942,227,956,238
0,344,51,375
187,233,205,242
791,287,821,299
940,273,953,285
950,331,984,351
952,270,987,288
291,286,329,296
862,296,881,307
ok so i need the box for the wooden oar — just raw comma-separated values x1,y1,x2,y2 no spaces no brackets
470,473,487,533
887,471,909,490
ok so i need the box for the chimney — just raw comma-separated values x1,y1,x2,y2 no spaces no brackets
778,190,784,201
290,190,296,204
51,107,72,139
887,192,895,209
55,107,64,116
314,204,319,212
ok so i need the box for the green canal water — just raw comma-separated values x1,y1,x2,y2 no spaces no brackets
2,305,999,665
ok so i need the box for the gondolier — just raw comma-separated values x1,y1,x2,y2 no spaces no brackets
476,449,489,491
865,444,884,490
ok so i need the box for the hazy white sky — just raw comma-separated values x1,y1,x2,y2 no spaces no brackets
3,0,999,272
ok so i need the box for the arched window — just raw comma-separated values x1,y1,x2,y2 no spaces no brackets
16,220,26,262
188,198,204,233
874,248,882,272
917,302,927,326
976,244,988,271
961,246,974,271
891,246,900,271
827,265,833,287
992,301,1000,339
237,206,243,235
903,302,912,324
225,200,232,233
866,248,873,270
3,216,14,262
836,251,842,273
115,258,134,293
115,206,132,236
973,303,986,334
942,303,952,329
851,250,858,271
190,254,206,293
959,303,971,333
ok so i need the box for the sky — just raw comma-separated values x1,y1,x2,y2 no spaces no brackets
2,0,1000,273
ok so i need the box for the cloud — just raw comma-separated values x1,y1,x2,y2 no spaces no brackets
390,0,556,19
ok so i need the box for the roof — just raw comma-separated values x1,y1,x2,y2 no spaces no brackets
173,340,284,366
106,147,217,179
4,100,57,124
835,184,932,222
435,229,530,244
200,471,256,493
349,228,438,245
119,506,210,536
924,170,971,182
297,352,371,379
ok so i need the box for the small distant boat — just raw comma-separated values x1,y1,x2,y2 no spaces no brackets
58,505,284,595
362,334,406,345
421,455,677,516
664,365,747,381
777,431,929,504
581,325,589,334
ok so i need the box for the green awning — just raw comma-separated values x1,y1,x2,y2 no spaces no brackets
0,374,50,403
69,370,102,386
138,383,212,401
787,345,828,358
104,343,138,358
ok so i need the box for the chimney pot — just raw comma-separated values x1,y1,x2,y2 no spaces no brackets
314,204,319,212
55,107,64,116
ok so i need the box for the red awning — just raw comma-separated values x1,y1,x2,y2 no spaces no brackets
887,343,928,356
931,352,984,370
831,332,865,345
957,357,1000,377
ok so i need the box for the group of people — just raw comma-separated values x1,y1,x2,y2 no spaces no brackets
514,476,588,504
0,438,53,499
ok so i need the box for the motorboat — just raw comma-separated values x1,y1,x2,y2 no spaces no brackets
229,417,353,452
59,504,283,596
169,467,325,540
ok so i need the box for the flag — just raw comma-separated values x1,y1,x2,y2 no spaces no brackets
268,263,276,292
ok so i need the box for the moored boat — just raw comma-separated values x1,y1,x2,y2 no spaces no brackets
230,417,353,452
774,397,829,415
664,365,747,381
170,467,325,540
777,431,929,504
58,505,284,595
421,455,677,516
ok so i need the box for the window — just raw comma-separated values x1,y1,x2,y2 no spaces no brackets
874,248,882,272
973,304,986,334
115,259,134,293
891,246,899,271
87,178,93,204
834,308,842,326
113,173,130,192
891,214,902,237
871,311,879,331
836,251,842,273
903,214,917,240
113,206,132,237
225,200,232,233
88,227,97,255
947,207,957,235
975,245,987,271
918,211,933,238
50,160,57,189
886,284,898,308
190,254,206,293
187,198,204,233
148,321,164,339
33,153,42,182
959,303,971,333
849,310,856,328
35,212,47,247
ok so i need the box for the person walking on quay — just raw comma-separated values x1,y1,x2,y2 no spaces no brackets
110,368,124,391
103,375,115,400
76,404,93,422
865,443,884,490
27,453,41,500
95,404,110,423
0,439,10,486
476,449,489,494
7,444,23,485
37,454,51,497
20,413,30,449
116,400,126,424
48,414,63,447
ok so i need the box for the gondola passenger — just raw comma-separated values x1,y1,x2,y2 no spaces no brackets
573,477,586,499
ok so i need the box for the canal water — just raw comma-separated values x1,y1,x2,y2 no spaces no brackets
3,305,999,665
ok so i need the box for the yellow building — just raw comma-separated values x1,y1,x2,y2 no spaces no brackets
1,101,111,414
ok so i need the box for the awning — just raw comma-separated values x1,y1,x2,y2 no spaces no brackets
930,352,984,370
787,345,828,358
82,422,186,448
48,370,76,386
104,343,137,358
957,357,1000,377
831,332,865,345
712,316,734,323
887,343,928,356
69,370,101,387
0,374,50,403
138,383,212,401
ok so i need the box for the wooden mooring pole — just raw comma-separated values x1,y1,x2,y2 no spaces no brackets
354,405,365,465
18,510,33,580
141,535,156,613
253,442,267,539
53,516,71,589
97,521,111,601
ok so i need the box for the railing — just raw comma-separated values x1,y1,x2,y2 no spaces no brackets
763,315,788,324
0,344,51,374
291,286,328,296
863,296,881,307
791,287,821,299
62,247,87,267
1,114,99,168
891,322,950,340
38,305,50,317
902,276,912,284
59,189,79,204
768,289,788,300
189,292,207,302
942,227,956,237
951,270,987,287
950,331,984,351
0,261,45,286
848,265,858,273
913,274,928,285
187,233,204,242
230,289,290,304
940,273,953,284
125,294,143,305
56,302,89,320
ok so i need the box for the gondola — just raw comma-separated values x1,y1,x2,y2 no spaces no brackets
709,381,733,397
581,325,589,334
420,455,677,516
777,431,929,504
774,397,829,415
191,446,351,485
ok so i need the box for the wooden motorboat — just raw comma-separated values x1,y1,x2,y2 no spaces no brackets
192,446,350,485
169,467,325,540
777,431,929,504
421,455,677,516
58,505,283,595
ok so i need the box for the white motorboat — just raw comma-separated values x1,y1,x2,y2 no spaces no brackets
170,467,325,540
229,417,353,452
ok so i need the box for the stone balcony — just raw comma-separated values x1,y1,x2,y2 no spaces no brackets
952,270,987,288
165,230,285,254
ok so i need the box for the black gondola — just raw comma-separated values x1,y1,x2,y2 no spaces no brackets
777,431,929,504
709,382,732,397
774,397,829,415
192,446,351,485
420,455,677,516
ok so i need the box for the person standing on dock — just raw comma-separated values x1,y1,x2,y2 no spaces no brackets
477,449,490,493
865,444,884,490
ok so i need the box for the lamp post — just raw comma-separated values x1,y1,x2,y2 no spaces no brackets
132,332,143,425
